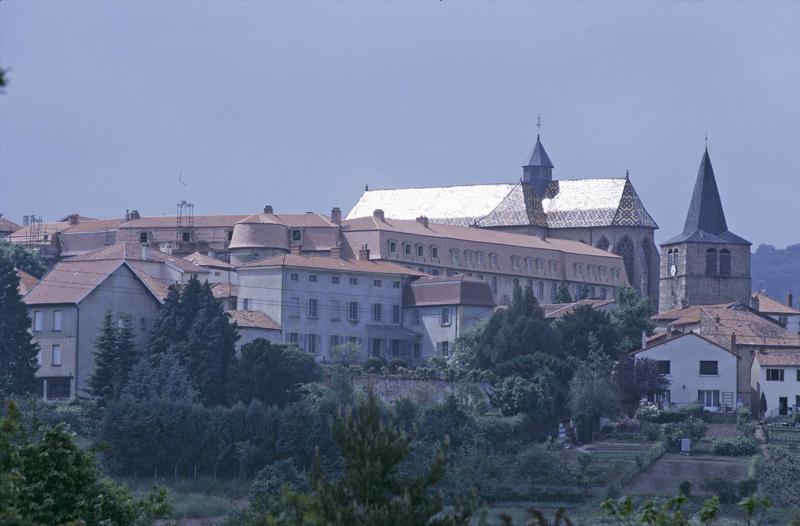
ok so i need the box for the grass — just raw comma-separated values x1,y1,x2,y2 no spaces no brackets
115,476,250,519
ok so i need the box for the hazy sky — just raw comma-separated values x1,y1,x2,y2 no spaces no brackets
1,2,798,248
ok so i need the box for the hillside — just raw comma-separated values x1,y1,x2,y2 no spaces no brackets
751,244,800,299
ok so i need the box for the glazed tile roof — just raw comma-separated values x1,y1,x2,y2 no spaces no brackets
403,274,495,307
346,177,657,230
239,253,426,277
229,310,281,331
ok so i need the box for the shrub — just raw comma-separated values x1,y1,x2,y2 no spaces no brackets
362,357,385,374
737,478,757,498
386,358,407,374
712,437,758,457
662,418,707,447
635,403,661,422
678,480,692,497
614,416,640,432
249,459,308,512
701,477,739,504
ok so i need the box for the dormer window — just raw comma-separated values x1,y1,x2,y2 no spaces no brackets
291,229,303,243
138,232,148,243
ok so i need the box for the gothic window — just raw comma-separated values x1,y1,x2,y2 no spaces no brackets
667,249,674,269
595,237,610,251
673,248,680,272
719,249,731,276
614,237,635,282
706,249,718,276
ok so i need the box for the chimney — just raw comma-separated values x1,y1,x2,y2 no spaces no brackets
23,215,29,227
358,244,370,260
331,207,342,225
290,244,301,255
372,209,385,222
264,205,273,214
129,210,140,220
67,214,79,225
751,294,760,311
715,314,721,324
730,332,737,351
416,215,429,228
125,209,130,221
141,244,149,260
787,291,794,309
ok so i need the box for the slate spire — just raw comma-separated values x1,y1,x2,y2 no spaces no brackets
682,147,727,236
522,134,554,196
524,135,554,169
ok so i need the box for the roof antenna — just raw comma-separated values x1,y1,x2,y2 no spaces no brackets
536,113,542,138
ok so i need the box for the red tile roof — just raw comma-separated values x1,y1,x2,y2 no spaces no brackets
16,270,39,296
68,242,208,274
229,310,281,330
752,292,800,315
754,349,800,366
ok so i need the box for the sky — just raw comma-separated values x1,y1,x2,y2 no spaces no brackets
1,1,798,248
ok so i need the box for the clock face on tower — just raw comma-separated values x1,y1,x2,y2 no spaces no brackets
670,264,677,277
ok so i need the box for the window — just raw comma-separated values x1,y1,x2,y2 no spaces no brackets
226,230,233,241
347,336,360,349
290,272,299,282
797,369,800,382
392,305,401,324
289,297,300,318
477,252,485,266
308,274,318,283
182,231,191,242
430,247,438,259
372,303,383,322
331,275,340,285
465,251,473,266
371,338,382,358
291,229,302,242
392,279,401,289
706,249,718,276
673,249,680,272
51,310,62,331
439,341,450,358
349,276,358,286
416,245,424,258
513,278,520,289
549,261,557,274
242,298,249,310
391,339,400,357
389,241,397,253
51,344,62,366
307,298,319,319
348,301,359,322
719,249,731,276
440,307,451,326
551,282,558,300
536,259,544,273
249,251,260,261
307,334,318,354
526,258,533,273
511,256,520,271
698,390,720,408
373,279,383,288
138,232,148,243
766,368,785,382
330,300,341,321
33,311,43,331
491,276,498,293
404,243,412,256
699,360,718,375
537,281,544,299
140,317,146,330
46,378,71,399
329,335,342,350
450,249,460,265
489,254,498,267
412,309,421,325
667,249,674,269
412,343,421,359
657,360,671,375
288,332,300,346
600,287,608,300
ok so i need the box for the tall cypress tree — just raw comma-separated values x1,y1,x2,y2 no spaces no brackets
87,313,118,404
114,316,137,391
0,255,39,398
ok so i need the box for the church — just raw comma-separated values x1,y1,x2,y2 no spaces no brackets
347,134,661,306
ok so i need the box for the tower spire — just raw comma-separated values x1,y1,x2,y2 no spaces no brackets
683,147,727,236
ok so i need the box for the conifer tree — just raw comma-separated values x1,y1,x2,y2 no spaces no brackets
87,313,119,404
553,282,573,304
0,254,39,398
114,316,137,393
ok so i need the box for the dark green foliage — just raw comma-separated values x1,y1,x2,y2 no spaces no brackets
554,305,618,361
387,357,407,373
417,395,475,448
0,240,47,278
569,342,619,438
1,401,170,525
249,459,308,513
227,339,321,407
121,351,197,402
489,374,556,424
752,243,800,303
678,480,692,497
148,277,238,406
553,282,573,304
0,254,39,399
362,356,384,373
616,356,670,408
264,389,472,526
87,313,138,404
611,285,655,355
711,436,758,456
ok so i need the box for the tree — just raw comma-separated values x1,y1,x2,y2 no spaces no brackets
569,338,619,440
760,392,767,419
489,374,556,424
266,390,471,526
555,305,619,361
1,401,170,525
121,351,197,402
0,254,39,399
0,240,47,278
148,276,239,406
227,339,322,407
87,313,138,404
616,356,669,408
553,282,573,304
611,285,655,356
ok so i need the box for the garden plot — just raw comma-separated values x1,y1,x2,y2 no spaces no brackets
624,453,749,496
570,440,662,488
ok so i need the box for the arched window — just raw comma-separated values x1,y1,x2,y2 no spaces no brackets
667,249,674,269
614,237,635,281
673,248,680,273
706,249,718,276
595,237,610,251
719,249,731,276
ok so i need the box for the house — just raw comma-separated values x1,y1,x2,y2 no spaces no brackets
751,350,800,418
22,242,207,400
228,310,281,348
341,212,628,306
751,292,800,335
402,274,495,359
235,247,425,362
185,251,237,285
652,303,800,408
632,332,739,411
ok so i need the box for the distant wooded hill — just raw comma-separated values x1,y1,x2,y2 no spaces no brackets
751,244,800,300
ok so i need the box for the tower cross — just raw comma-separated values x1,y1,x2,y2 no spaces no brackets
536,114,542,137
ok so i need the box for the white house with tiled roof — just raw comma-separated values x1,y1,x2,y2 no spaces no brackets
228,310,281,349
751,292,800,335
751,350,800,417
